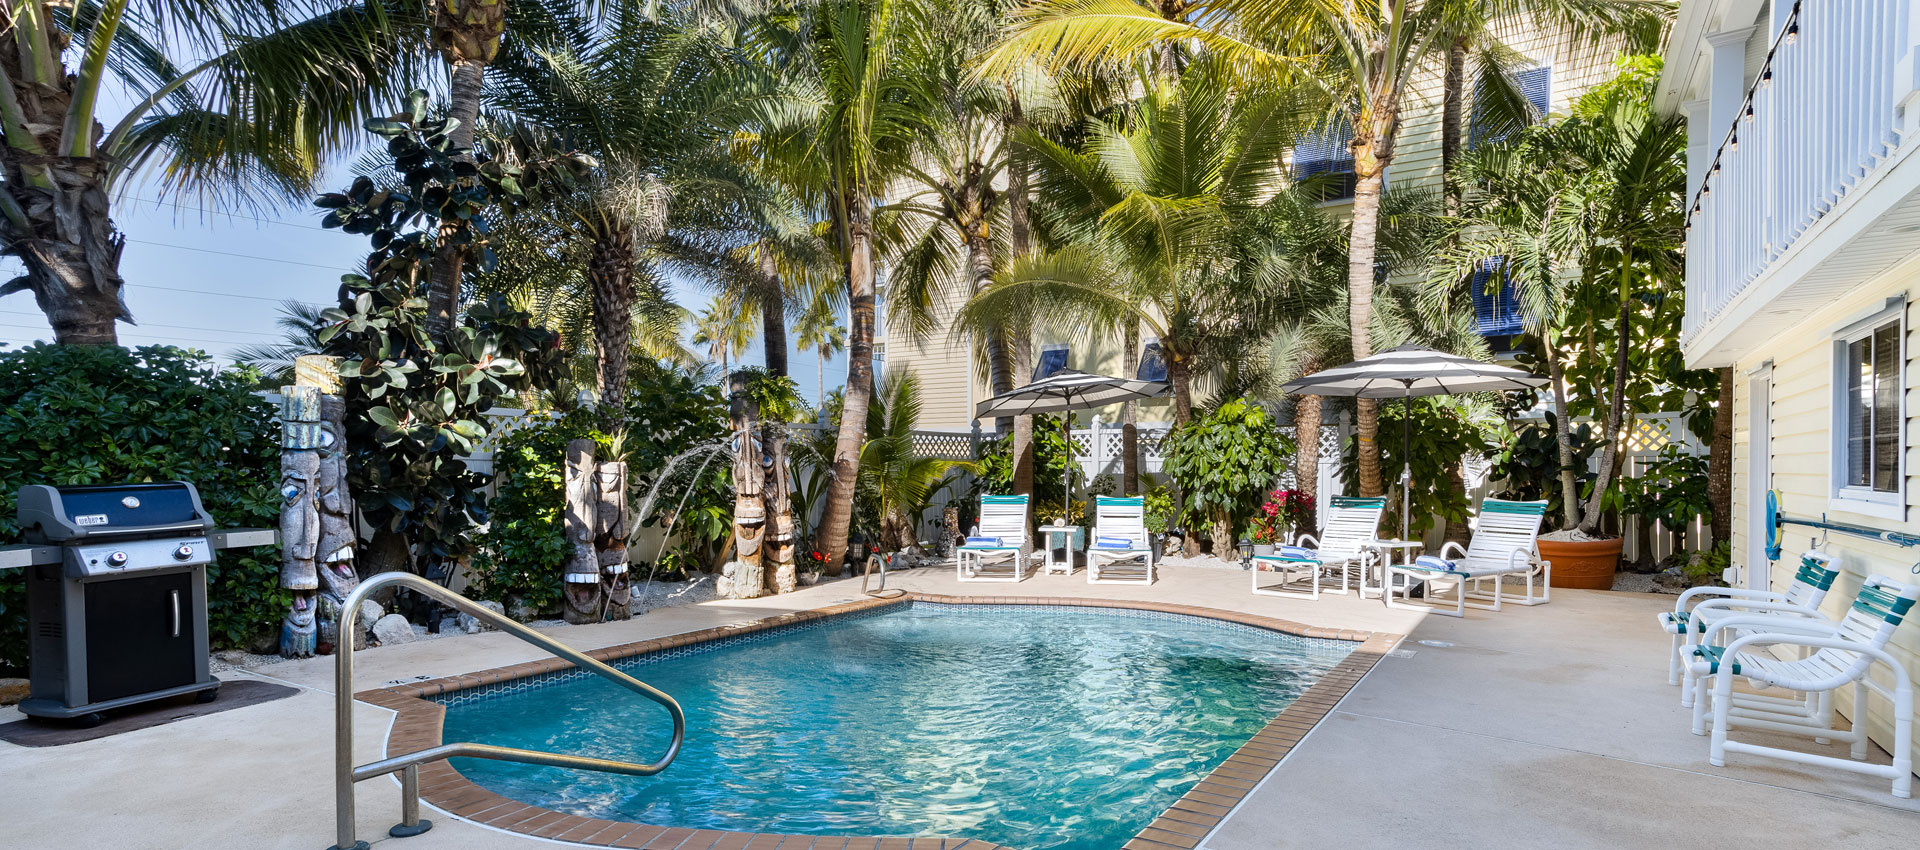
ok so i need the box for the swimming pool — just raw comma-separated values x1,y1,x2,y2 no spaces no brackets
434,602,1353,850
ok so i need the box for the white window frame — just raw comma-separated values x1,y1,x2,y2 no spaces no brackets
1828,300,1906,521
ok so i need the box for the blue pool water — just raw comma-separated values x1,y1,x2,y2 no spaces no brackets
437,603,1351,850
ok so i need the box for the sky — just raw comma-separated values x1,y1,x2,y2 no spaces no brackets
0,93,846,409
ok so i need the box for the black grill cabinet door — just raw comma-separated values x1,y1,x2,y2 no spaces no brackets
84,573,196,703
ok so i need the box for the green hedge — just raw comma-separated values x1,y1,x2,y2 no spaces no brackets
0,345,286,672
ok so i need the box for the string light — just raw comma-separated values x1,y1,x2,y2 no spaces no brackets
1762,67,1773,88
1729,133,1738,152
1745,103,1754,122
1785,18,1798,45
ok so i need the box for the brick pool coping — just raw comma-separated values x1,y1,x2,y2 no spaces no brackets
356,593,1401,850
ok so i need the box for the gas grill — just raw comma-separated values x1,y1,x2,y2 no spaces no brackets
10,482,230,724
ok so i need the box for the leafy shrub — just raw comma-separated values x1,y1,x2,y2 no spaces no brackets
1612,445,1712,549
1162,399,1292,544
1344,397,1500,537
0,345,286,670
468,373,731,616
974,413,1082,505
1490,411,1597,531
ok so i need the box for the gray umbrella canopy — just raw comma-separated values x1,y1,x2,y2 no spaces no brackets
975,370,1169,515
974,370,1169,419
1280,345,1547,540
1278,345,1547,398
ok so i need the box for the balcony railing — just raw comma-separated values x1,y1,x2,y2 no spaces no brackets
1685,0,1914,341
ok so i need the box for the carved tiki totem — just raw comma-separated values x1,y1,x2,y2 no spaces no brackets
725,373,767,599
762,421,796,594
595,460,632,619
280,356,358,657
562,438,605,623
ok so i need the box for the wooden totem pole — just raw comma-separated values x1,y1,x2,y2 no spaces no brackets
722,373,767,599
280,356,359,657
563,439,632,623
722,371,797,598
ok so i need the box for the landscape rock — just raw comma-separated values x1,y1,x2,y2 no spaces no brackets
0,677,30,706
1653,566,1692,592
371,613,416,646
508,597,543,622
358,600,384,629
457,600,505,634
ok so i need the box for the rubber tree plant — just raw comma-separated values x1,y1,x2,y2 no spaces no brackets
1161,398,1292,564
0,0,425,344
316,92,571,576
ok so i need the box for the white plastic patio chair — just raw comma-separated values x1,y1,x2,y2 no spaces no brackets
1087,496,1154,584
1685,576,1916,798
956,494,1030,582
1659,549,1839,693
1384,498,1551,617
1248,496,1385,599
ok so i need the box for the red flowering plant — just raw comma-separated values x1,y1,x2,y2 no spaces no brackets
1249,489,1313,544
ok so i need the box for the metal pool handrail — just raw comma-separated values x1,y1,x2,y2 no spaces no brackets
329,571,685,850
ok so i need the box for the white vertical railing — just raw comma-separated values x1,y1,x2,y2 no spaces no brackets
1685,0,1913,343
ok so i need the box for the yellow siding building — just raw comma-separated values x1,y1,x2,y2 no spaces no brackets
1660,0,1920,780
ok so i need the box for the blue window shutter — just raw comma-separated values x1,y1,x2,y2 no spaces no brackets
1137,341,1168,382
1471,65,1552,149
1293,120,1357,200
1470,257,1524,337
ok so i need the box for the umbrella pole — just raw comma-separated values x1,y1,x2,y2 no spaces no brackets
1401,393,1412,541
1063,412,1072,521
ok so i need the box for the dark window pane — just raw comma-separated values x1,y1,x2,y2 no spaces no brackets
1034,346,1069,382
1873,323,1901,491
1136,341,1168,382
1848,337,1870,488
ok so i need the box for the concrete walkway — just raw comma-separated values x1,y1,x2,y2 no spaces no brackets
2,564,1914,850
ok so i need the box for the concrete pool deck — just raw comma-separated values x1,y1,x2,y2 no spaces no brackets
3,563,1916,849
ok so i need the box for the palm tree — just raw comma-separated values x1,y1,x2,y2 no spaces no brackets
1425,60,1684,537
861,369,972,552
794,294,847,407
233,300,334,384
737,0,935,570
691,299,753,375
980,0,1664,497
480,6,757,407
961,60,1309,424
0,0,425,344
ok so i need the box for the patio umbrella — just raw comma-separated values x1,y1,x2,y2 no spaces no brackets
1280,345,1547,539
974,370,1169,513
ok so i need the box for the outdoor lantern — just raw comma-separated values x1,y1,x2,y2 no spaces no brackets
1237,538,1254,562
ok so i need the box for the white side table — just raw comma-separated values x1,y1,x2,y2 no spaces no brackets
1362,539,1423,600
1037,525,1080,575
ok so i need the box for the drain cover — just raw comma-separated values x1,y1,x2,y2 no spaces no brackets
1417,639,1456,648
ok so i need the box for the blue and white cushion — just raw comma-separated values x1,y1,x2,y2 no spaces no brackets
1277,545,1317,561
1413,554,1458,571
1094,535,1135,550
964,536,1003,548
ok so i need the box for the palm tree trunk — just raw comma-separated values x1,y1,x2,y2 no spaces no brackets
1707,367,1733,546
1166,353,1194,425
426,57,487,340
587,231,636,408
0,15,127,345
761,247,788,378
1121,321,1139,494
1006,95,1036,498
817,195,877,571
1440,37,1468,216
1348,150,1386,497
1545,339,1581,530
969,230,1013,433
1295,391,1321,502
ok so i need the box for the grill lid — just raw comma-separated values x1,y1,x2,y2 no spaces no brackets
17,482,215,543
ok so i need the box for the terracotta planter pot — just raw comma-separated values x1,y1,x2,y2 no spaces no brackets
1540,537,1624,590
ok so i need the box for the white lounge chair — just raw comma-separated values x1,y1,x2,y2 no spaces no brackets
1248,496,1385,599
956,494,1030,582
1686,576,1917,798
1384,498,1551,617
1659,550,1839,692
1087,496,1154,584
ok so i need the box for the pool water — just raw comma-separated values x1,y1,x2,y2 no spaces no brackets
438,603,1351,850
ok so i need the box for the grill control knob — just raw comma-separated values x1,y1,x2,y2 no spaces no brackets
172,544,194,561
106,551,128,568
